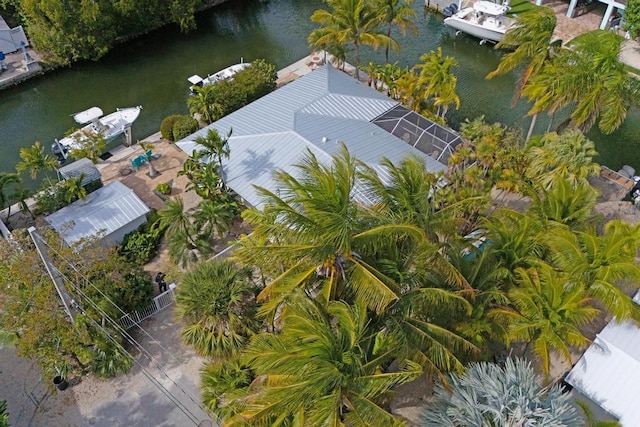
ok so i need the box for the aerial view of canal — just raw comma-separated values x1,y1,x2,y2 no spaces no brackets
1,0,638,186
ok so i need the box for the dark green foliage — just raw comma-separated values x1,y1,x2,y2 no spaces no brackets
8,0,207,65
84,179,103,195
160,115,183,141
34,182,75,215
202,59,278,118
172,115,199,141
118,210,165,264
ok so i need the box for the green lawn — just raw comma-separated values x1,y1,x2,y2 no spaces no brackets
508,0,538,16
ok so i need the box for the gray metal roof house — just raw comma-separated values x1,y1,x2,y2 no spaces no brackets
177,64,462,208
45,181,149,247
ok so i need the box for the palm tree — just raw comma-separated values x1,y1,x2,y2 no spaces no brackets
420,358,583,426
575,401,621,427
193,198,238,240
375,0,417,64
524,30,640,135
139,142,158,178
61,173,87,203
0,172,21,219
490,266,598,375
235,144,424,316
175,259,258,358
188,85,224,124
526,130,600,190
155,197,210,266
308,0,395,80
528,178,598,229
416,48,460,119
194,128,232,185
16,141,58,181
230,292,422,426
201,357,254,422
542,221,640,320
486,7,559,139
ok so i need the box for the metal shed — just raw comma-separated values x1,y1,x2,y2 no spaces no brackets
45,181,149,247
57,157,103,188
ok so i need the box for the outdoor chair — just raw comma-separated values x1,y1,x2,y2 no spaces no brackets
130,155,147,171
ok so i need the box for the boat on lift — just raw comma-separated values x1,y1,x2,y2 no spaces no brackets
187,60,250,94
52,106,142,163
443,0,513,44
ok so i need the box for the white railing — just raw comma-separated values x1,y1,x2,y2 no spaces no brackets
119,284,176,329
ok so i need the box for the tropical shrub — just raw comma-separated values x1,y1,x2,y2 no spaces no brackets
0,400,7,427
118,210,164,264
160,115,182,141
172,115,199,141
34,182,74,214
155,182,171,195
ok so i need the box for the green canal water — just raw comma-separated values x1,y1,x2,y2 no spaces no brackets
0,0,638,187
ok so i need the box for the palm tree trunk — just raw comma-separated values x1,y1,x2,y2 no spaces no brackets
385,26,392,64
526,113,538,141
354,43,360,81
148,160,158,178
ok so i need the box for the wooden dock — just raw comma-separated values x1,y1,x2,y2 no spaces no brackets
600,165,635,192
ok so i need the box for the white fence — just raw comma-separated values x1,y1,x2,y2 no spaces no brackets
119,284,176,329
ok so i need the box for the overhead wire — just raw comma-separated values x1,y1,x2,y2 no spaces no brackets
32,233,215,424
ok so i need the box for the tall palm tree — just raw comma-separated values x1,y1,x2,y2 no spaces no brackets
308,0,395,80
175,259,258,358
16,141,58,181
230,292,422,426
194,128,232,185
542,221,640,320
526,130,600,190
193,198,237,240
524,30,640,135
420,358,583,426
201,357,253,422
235,144,424,316
486,7,558,139
61,173,87,203
375,0,417,64
416,48,460,119
490,266,598,375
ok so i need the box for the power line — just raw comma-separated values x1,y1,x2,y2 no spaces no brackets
28,231,214,425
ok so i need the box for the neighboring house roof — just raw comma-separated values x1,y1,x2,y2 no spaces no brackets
45,181,149,246
177,64,458,208
57,157,102,186
565,292,640,426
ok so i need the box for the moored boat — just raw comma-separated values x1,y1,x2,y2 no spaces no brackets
52,106,142,162
444,0,513,44
187,60,250,93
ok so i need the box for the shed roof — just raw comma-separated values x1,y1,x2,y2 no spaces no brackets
177,64,452,208
57,157,102,186
565,292,640,426
45,181,149,246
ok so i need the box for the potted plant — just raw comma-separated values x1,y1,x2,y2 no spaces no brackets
53,362,70,391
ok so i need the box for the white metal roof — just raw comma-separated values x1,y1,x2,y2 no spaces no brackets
565,292,640,426
44,181,149,246
177,64,448,208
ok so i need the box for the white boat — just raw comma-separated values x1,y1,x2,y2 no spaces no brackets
52,106,142,162
444,0,513,44
187,60,250,93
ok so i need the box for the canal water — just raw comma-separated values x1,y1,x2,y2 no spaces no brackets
0,0,638,187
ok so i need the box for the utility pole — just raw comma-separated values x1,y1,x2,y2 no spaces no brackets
28,226,76,324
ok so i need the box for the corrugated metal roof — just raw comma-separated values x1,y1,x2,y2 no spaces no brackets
58,157,102,186
565,292,640,425
45,181,149,246
177,64,448,208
